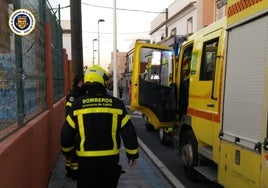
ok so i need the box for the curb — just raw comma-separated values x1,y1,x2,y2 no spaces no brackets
138,138,185,188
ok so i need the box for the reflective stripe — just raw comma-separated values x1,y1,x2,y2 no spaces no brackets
65,160,71,167
66,101,72,107
121,114,130,128
112,113,118,150
76,149,120,157
71,162,78,170
66,115,76,129
74,107,122,116
85,65,109,78
88,68,105,78
77,114,86,151
61,146,75,152
125,148,138,155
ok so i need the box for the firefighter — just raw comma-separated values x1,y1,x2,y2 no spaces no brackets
61,65,139,188
65,74,85,179
65,74,85,116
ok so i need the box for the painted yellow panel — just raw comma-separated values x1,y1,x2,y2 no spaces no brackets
219,141,261,188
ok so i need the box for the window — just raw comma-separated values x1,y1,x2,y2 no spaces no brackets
171,28,176,36
200,38,219,81
187,17,193,34
181,45,193,81
140,48,173,86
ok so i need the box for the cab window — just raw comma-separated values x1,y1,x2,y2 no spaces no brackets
200,38,219,81
140,48,173,86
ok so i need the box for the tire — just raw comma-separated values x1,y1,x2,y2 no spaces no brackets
159,128,168,145
180,130,199,182
144,116,154,131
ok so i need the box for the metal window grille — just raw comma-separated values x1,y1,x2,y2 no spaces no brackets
0,0,63,139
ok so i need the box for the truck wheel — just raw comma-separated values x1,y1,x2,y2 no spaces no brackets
144,116,154,131
159,128,168,144
180,130,199,182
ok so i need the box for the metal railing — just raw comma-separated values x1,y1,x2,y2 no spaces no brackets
0,0,64,139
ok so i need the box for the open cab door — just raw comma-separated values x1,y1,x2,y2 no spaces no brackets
130,42,176,129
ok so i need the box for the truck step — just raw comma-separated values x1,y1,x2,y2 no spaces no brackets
199,146,213,160
194,166,217,182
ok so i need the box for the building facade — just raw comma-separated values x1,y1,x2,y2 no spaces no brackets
107,51,127,86
125,0,227,83
150,0,227,44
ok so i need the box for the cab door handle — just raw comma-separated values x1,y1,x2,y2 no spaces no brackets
207,103,214,108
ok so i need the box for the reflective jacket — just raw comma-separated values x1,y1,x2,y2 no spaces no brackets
61,86,139,168
65,85,85,116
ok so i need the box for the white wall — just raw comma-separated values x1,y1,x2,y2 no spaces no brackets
168,0,194,18
150,25,166,43
61,20,72,60
168,9,198,35
150,0,198,43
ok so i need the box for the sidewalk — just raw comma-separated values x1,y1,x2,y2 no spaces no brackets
48,145,174,188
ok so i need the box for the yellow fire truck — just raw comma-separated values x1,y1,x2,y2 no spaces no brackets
130,0,268,187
